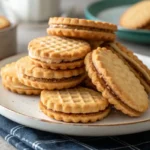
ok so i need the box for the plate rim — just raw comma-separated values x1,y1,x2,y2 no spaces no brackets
0,53,150,127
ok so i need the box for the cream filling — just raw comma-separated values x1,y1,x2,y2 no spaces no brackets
49,24,114,33
109,43,150,81
92,61,140,113
29,51,80,64
19,73,83,83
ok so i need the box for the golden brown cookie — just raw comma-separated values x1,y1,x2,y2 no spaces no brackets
1,62,41,95
85,48,149,116
18,73,86,90
30,57,84,70
40,87,110,123
47,17,117,41
120,1,150,29
85,53,105,92
28,36,91,65
40,102,111,123
16,57,85,79
0,16,10,29
16,57,86,90
101,42,150,93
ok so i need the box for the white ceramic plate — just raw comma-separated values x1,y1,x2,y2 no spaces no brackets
0,53,150,136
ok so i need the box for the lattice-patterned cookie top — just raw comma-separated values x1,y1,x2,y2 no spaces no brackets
28,36,91,63
41,87,109,114
49,17,117,30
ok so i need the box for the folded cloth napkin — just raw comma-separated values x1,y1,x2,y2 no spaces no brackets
0,115,150,150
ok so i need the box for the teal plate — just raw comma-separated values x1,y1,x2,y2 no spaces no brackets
85,0,150,44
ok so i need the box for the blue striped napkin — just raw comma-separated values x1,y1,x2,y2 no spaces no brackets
0,115,150,150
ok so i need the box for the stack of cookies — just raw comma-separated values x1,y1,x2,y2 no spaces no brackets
16,36,90,90
1,17,150,123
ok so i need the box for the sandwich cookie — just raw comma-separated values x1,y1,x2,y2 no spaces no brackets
120,1,150,29
16,57,86,90
47,17,117,41
1,62,41,95
28,36,90,69
39,87,110,123
100,42,150,93
82,76,97,91
0,16,10,29
85,48,149,117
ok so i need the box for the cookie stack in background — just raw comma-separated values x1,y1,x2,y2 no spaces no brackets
1,17,150,123
120,1,150,30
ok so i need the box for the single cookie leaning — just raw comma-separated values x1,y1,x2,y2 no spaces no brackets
28,36,90,69
85,48,149,117
100,42,150,93
47,17,117,41
16,57,86,90
120,1,150,29
1,62,41,95
40,87,110,123
0,16,10,29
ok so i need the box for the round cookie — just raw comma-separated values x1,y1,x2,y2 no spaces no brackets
1,62,41,95
104,42,150,93
30,57,84,70
0,16,10,29
16,56,85,79
16,57,86,90
120,1,150,29
85,48,149,116
40,87,110,123
28,36,91,67
47,17,117,41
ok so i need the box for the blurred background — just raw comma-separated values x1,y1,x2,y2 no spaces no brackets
0,0,98,53
0,0,149,57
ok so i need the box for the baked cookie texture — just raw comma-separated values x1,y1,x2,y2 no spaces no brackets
1,62,41,95
47,17,117,41
28,36,91,65
85,48,149,117
0,16,10,29
16,56,86,90
1,16,150,123
120,1,150,29
40,87,111,123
